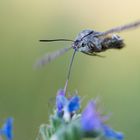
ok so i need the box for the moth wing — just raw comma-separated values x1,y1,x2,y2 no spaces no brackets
97,20,140,36
34,47,72,68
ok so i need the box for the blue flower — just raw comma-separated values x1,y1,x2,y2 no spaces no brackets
0,117,13,140
81,100,124,140
56,89,80,116
56,89,68,113
103,125,124,140
67,96,80,112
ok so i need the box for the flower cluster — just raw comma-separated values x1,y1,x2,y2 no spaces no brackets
37,89,124,140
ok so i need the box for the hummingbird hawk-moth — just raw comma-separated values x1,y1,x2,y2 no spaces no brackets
35,20,140,84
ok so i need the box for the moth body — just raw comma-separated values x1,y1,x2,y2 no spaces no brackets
73,29,125,55
37,20,140,68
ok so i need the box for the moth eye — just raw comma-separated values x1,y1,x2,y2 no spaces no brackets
81,43,85,47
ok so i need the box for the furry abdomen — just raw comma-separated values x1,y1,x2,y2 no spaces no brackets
101,34,125,51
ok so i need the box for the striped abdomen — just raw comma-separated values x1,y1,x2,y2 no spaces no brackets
101,34,125,51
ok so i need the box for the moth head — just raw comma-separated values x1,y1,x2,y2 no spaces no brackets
73,29,94,50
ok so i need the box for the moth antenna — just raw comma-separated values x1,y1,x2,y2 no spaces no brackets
99,20,140,36
64,50,77,94
39,39,74,42
34,47,72,68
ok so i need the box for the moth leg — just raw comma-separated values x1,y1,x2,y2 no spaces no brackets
82,51,105,58
92,53,106,58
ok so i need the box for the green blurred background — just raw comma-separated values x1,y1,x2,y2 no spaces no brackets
0,0,140,140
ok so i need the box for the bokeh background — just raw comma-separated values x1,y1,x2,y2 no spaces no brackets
0,0,140,140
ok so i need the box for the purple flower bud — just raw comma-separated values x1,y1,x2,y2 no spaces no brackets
81,100,124,140
81,101,102,131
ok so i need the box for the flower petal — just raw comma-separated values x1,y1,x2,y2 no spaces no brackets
1,117,13,140
67,96,80,112
81,101,102,131
56,89,68,112
103,125,124,140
